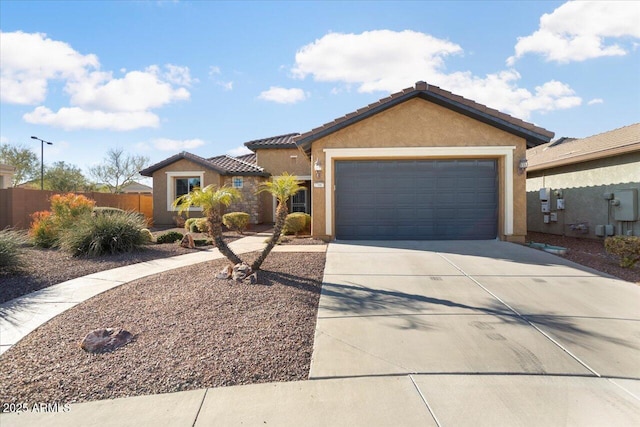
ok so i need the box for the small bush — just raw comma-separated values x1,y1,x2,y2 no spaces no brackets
283,212,311,235
185,218,209,233
30,211,58,248
58,210,148,257
156,231,184,244
51,193,95,229
605,235,640,268
0,228,28,273
223,212,250,234
140,228,154,243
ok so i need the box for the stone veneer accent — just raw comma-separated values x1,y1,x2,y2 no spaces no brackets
223,176,264,224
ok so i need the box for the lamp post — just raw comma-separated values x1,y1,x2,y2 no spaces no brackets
30,136,53,190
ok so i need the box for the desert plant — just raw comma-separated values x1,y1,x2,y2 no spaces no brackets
30,210,58,248
156,231,184,244
223,212,250,234
140,228,154,243
0,228,28,273
604,235,640,268
58,210,148,257
50,193,95,229
251,173,303,272
185,218,198,232
173,184,243,265
184,218,209,233
283,212,311,235
93,207,125,215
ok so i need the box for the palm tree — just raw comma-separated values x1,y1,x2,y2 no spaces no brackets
173,184,243,265
251,173,303,272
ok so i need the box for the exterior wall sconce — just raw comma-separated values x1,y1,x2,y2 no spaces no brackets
518,158,528,175
314,159,323,178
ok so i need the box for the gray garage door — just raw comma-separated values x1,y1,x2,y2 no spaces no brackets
335,160,498,240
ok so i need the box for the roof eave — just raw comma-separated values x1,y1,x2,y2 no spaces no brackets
295,90,553,155
527,142,640,172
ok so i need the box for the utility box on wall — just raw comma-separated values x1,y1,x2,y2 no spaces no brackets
613,189,638,221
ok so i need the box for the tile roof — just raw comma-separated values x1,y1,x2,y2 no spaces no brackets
244,133,300,150
139,151,268,177
526,123,640,172
295,81,555,154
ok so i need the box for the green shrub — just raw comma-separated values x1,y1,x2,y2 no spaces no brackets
0,228,28,273
283,212,311,235
223,212,250,234
605,235,640,268
140,228,154,243
156,231,184,244
194,238,213,246
58,211,148,257
185,218,209,233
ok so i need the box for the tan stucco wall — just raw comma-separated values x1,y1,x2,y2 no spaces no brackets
526,153,640,238
151,159,223,226
309,97,528,241
255,148,311,177
255,147,312,223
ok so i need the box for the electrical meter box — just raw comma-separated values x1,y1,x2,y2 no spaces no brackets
541,201,550,213
613,189,638,221
539,187,551,201
557,199,565,210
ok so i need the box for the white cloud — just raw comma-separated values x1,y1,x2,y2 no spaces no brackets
217,81,234,91
0,31,98,104
292,30,462,93
1,31,192,131
227,145,253,157
0,136,8,143
291,30,583,120
507,1,640,65
588,98,604,105
209,66,221,76
23,106,160,131
152,138,206,151
66,67,190,112
259,87,308,104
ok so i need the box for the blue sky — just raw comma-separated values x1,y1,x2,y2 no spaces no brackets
1,0,639,182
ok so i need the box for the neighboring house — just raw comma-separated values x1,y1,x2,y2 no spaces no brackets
0,164,15,189
526,123,640,238
143,81,553,242
120,181,153,194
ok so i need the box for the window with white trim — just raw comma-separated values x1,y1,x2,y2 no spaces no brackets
232,177,243,188
166,171,204,211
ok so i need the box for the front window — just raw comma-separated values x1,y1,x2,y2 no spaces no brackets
176,177,200,198
232,177,243,188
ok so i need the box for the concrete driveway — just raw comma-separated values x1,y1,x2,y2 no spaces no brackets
311,240,640,425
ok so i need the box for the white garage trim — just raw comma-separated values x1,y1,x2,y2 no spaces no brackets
323,146,516,238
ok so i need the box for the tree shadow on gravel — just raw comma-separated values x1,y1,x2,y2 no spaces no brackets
255,270,323,295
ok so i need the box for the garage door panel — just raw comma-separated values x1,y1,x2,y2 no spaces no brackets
335,160,498,240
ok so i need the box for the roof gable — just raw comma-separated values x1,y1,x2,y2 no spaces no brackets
295,81,554,155
139,151,268,177
527,123,640,172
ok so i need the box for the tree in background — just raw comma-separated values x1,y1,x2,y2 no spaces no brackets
88,148,149,193
0,144,38,187
43,161,89,192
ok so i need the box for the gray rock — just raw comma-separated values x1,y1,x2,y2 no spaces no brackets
232,263,252,281
80,328,134,353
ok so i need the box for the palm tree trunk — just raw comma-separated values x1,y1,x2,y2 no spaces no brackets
250,200,287,272
208,210,242,265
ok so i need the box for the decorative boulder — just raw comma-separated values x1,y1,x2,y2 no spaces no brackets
80,328,134,353
180,233,195,249
216,264,233,279
232,263,252,281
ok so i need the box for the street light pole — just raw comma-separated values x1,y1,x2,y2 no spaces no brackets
30,136,53,190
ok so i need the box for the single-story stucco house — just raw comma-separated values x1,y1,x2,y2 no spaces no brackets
141,81,554,242
526,123,640,238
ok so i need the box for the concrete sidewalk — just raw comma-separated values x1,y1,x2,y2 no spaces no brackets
0,235,324,354
2,240,639,426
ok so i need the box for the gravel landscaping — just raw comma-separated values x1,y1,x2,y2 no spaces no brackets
527,232,639,284
0,251,326,405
